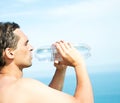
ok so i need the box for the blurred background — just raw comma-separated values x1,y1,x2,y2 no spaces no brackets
0,0,120,102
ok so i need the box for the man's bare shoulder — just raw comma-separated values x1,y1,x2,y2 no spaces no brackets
11,78,52,103
0,77,74,103
16,78,44,86
15,78,48,92
14,78,74,103
0,78,47,103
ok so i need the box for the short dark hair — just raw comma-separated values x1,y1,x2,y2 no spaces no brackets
0,22,20,67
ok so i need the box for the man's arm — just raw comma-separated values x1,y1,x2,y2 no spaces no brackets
49,65,67,91
55,41,94,103
73,60,94,103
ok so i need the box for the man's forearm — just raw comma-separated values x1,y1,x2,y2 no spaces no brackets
49,68,66,91
74,62,94,103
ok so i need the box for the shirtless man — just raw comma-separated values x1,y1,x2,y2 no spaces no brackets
0,22,94,103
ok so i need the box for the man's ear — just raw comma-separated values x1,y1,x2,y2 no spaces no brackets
4,48,14,59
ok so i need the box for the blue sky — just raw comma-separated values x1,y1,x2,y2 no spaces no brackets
0,0,120,77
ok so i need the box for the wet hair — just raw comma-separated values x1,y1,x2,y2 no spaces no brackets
0,22,20,67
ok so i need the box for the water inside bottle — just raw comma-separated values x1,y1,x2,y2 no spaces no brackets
34,46,52,61
74,43,91,58
34,43,91,62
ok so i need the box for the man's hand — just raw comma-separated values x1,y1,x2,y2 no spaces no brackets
54,60,67,70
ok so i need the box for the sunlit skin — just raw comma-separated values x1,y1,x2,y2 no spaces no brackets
0,28,93,103
13,29,33,69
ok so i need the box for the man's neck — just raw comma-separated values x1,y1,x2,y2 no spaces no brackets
0,65,23,79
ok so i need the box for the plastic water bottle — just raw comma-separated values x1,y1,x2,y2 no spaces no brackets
34,43,91,62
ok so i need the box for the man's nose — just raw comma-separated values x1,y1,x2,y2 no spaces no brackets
29,44,34,51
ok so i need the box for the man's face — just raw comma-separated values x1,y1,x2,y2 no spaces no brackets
13,29,33,69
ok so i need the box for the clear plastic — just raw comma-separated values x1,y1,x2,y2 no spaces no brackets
34,43,91,62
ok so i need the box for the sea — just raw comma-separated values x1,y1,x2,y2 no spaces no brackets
24,64,120,103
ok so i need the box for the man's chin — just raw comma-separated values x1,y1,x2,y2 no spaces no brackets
23,63,32,69
28,63,32,67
